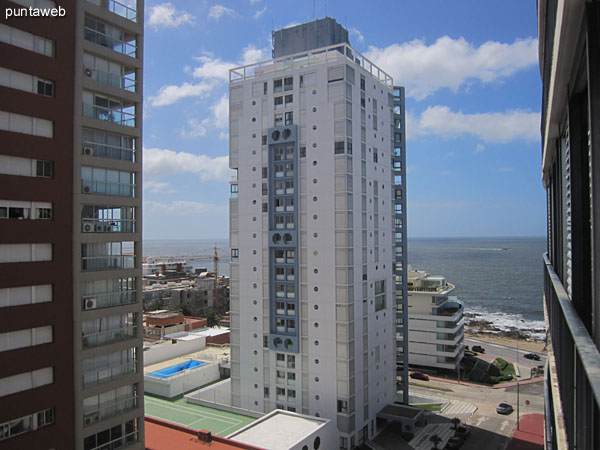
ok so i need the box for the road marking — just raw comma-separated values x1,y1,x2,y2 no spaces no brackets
476,416,487,427
501,419,509,431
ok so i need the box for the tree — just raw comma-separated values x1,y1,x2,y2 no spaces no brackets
205,309,221,328
430,434,442,450
181,302,194,316
452,417,461,430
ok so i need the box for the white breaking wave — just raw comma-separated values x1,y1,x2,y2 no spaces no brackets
466,309,546,340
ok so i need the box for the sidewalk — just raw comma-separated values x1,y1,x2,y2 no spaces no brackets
506,414,544,450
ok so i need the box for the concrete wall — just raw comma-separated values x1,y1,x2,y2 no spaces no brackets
144,362,219,398
143,337,206,366
185,379,263,418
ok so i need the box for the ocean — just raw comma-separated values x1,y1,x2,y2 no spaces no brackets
143,237,547,338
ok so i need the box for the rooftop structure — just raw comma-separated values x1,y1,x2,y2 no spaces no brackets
228,18,407,448
227,410,336,450
272,17,349,58
538,1,600,449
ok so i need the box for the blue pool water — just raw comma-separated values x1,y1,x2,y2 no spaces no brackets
148,360,208,379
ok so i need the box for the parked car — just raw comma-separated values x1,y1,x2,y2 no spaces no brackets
472,345,485,353
455,425,470,438
496,403,514,415
524,353,541,361
409,371,430,381
445,436,465,449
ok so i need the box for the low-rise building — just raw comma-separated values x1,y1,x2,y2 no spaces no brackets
407,268,465,371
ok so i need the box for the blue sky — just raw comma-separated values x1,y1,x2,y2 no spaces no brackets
142,0,544,240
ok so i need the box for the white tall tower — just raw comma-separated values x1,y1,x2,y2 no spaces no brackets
228,18,407,449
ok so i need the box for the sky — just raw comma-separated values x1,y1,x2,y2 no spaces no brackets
142,0,545,240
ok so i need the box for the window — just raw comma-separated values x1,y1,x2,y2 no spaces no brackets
373,152,378,163
35,160,53,178
285,111,293,125
263,82,267,95
262,134,267,145
274,96,283,109
287,354,295,369
275,113,283,127
0,23,54,57
83,419,138,450
300,146,306,158
36,78,54,97
230,184,238,198
0,110,53,137
82,384,138,426
276,353,285,366
337,399,348,413
0,326,53,352
375,280,386,311
231,248,239,260
81,167,135,197
273,79,283,93
0,367,53,398
36,207,52,219
347,138,353,155
360,75,365,91
0,408,54,443
284,77,293,91
0,243,52,263
83,128,136,162
335,141,345,155
285,94,293,108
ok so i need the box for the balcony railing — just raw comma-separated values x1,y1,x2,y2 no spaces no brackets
82,141,135,162
86,0,137,22
81,290,136,310
82,180,135,197
82,218,135,233
83,103,136,127
82,255,136,271
85,65,137,92
84,27,136,57
543,253,600,450
83,394,138,427
82,325,137,349
83,360,137,388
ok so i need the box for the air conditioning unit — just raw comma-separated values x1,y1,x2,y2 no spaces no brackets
95,223,108,232
83,297,97,310
84,67,95,79
83,413,99,426
83,223,93,233
83,186,91,193
83,147,93,156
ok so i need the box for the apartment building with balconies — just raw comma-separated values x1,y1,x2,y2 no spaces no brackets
228,18,407,449
406,268,464,371
0,0,144,448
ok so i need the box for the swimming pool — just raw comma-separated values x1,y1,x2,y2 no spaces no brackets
147,360,209,379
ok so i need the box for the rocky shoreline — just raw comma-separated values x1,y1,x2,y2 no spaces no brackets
464,312,546,342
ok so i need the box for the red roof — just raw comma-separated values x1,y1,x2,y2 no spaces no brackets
145,417,266,450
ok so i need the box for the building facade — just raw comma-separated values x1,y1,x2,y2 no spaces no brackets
228,18,407,449
538,1,600,449
406,268,464,371
0,0,145,448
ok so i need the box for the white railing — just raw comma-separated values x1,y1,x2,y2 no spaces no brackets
230,43,393,87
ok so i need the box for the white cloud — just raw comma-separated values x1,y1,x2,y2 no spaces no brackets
179,95,229,138
408,106,540,143
249,0,261,3
180,118,208,138
145,200,227,214
147,81,216,107
144,147,234,181
147,3,194,29
192,45,269,81
406,165,416,173
254,6,267,19
349,27,364,43
208,5,236,20
144,180,176,194
475,143,486,153
211,94,229,129
366,36,538,100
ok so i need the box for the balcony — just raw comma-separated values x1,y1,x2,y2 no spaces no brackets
82,325,137,349
85,66,137,92
543,253,600,450
83,394,138,427
83,103,136,127
83,360,137,388
83,140,135,162
84,19,137,57
81,290,136,310
82,255,136,271
82,180,135,197
82,218,135,233
86,0,137,22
